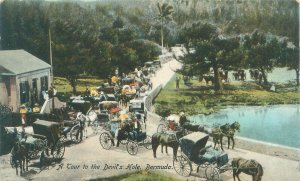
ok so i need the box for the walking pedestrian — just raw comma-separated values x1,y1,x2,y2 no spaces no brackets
176,76,180,89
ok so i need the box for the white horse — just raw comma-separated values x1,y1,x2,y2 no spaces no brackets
76,109,98,138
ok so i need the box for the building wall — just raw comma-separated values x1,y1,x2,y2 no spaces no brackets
13,68,50,111
0,76,9,105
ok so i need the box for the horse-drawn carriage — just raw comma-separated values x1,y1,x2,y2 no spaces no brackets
173,132,229,180
9,120,65,174
99,117,152,155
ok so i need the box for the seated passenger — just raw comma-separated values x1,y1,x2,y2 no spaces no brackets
130,118,141,141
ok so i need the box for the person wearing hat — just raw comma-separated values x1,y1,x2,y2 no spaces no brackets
33,103,40,113
19,104,28,127
99,91,108,102
179,111,190,128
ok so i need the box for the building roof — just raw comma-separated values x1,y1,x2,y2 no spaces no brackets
0,50,51,75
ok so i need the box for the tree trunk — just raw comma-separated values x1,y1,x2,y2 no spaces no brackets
72,86,77,95
213,66,223,91
68,77,77,94
260,68,268,84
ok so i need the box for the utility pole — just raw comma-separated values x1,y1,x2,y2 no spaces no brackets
49,28,55,112
49,28,54,83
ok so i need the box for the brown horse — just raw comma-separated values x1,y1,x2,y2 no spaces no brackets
232,157,264,181
211,123,230,151
211,122,240,150
224,121,240,149
11,141,29,175
152,130,186,160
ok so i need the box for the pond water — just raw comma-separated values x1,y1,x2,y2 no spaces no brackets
188,104,300,148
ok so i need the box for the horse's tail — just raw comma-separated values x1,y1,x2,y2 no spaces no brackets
257,163,264,176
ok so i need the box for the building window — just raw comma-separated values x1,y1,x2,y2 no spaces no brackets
4,76,11,96
31,78,38,104
19,81,29,104
40,76,48,91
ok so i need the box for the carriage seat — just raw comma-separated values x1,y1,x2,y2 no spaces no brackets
129,132,146,142
63,127,72,133
197,147,228,167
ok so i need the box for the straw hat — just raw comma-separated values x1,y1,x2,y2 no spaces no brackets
179,112,185,116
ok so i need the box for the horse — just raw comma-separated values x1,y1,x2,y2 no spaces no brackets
203,75,214,85
232,157,264,181
10,129,29,176
152,129,186,160
210,123,231,151
211,122,240,150
224,121,240,149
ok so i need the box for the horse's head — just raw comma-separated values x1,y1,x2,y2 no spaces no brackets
220,123,230,131
231,121,240,132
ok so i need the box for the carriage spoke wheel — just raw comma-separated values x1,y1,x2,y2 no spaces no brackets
173,155,192,177
157,124,167,133
126,141,138,155
52,139,65,159
99,132,112,150
205,165,220,181
143,135,152,150
70,126,82,144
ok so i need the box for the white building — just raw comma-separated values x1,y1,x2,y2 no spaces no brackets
0,50,51,111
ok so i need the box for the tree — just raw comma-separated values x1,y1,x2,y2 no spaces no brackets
278,44,300,87
243,30,283,84
156,3,173,48
180,23,240,91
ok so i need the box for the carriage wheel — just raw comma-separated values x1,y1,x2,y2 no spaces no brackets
157,124,167,133
52,138,65,159
70,125,82,143
143,135,152,150
91,121,99,134
173,155,192,177
205,165,220,181
99,132,113,150
126,141,138,155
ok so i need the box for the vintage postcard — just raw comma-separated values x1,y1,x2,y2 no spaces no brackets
0,0,299,180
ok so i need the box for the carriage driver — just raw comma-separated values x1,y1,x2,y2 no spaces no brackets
179,111,191,128
130,118,141,141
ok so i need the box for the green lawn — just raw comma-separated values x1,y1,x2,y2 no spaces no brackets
154,74,300,116
53,77,106,101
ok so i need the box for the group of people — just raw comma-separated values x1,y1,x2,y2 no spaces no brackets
19,103,41,126
112,114,143,147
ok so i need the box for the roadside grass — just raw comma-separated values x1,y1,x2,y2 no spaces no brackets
154,74,300,116
90,170,183,181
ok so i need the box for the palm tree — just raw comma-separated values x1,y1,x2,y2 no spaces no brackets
156,3,173,48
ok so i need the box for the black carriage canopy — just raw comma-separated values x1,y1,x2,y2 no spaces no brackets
179,132,209,159
32,120,60,144
179,132,229,167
